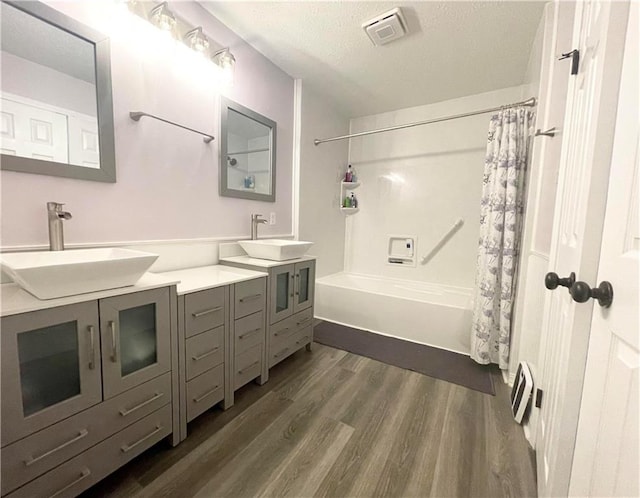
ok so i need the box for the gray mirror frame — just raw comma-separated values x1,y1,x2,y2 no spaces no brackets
219,96,276,202
0,0,116,183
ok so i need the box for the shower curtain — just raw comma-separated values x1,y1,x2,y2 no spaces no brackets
471,107,534,369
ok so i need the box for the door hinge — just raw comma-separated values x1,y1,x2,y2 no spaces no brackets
535,388,543,408
559,49,580,75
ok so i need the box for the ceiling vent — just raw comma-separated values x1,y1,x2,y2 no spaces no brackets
362,7,408,47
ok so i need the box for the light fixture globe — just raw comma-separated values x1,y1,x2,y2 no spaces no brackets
184,26,209,54
213,47,236,83
149,2,176,33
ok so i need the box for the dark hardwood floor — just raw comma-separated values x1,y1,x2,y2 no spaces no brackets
82,343,537,498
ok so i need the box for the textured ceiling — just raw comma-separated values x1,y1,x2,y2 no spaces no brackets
200,1,546,118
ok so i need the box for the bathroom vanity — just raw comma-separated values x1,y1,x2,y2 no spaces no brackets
156,266,268,439
0,274,179,498
220,248,316,382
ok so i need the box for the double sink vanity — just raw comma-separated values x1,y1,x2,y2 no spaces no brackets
0,239,315,497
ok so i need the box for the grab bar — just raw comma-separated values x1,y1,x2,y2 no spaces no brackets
420,218,464,265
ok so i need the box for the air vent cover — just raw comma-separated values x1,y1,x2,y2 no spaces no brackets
362,7,408,47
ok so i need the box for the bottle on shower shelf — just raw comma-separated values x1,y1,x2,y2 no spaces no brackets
345,164,353,182
350,192,358,208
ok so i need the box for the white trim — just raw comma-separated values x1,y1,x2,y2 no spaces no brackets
292,78,302,240
0,233,295,253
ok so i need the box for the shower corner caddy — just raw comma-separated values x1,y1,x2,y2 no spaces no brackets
340,181,361,215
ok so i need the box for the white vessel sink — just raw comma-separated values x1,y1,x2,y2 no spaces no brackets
0,248,158,299
238,239,313,261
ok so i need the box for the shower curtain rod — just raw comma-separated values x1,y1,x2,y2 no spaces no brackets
313,96,537,146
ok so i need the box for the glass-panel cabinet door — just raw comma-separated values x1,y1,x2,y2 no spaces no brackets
99,287,171,399
294,260,315,313
269,264,295,324
1,302,102,446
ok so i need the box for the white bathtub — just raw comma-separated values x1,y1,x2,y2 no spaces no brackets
315,272,473,354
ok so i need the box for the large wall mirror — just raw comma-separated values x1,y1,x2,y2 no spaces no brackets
220,97,276,202
0,0,116,182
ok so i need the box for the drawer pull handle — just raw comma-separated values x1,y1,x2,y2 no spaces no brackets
87,325,96,370
193,385,220,403
238,361,260,374
192,347,220,361
121,425,163,453
239,293,262,303
50,468,91,498
274,348,290,359
24,429,89,467
273,327,290,337
192,306,223,318
239,327,261,340
297,317,311,326
119,392,164,417
109,320,118,362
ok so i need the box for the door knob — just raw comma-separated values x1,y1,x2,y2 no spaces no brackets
545,272,576,290
570,281,614,308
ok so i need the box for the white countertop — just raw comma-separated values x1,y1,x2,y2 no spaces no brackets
1,273,180,317
156,265,267,295
220,255,316,268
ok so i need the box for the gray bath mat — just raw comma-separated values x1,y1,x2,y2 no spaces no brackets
314,321,496,395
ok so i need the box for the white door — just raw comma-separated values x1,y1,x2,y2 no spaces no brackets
0,97,69,163
569,3,639,495
68,114,100,169
535,1,630,496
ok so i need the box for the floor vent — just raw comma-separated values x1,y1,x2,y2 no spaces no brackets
511,362,533,424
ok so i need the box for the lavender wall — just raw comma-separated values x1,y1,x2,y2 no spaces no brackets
0,1,294,249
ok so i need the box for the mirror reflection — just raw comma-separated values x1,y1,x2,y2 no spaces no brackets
220,98,276,202
1,1,99,168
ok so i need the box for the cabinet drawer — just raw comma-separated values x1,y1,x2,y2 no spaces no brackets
1,373,171,495
186,326,224,381
234,278,266,319
270,308,313,346
185,288,225,338
234,344,262,390
186,364,224,422
7,404,172,498
235,311,264,356
269,326,312,368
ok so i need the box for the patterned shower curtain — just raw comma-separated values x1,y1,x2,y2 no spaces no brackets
471,107,534,369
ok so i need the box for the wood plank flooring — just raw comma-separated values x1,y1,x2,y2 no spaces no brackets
81,344,537,498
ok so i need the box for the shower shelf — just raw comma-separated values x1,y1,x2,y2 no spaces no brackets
341,181,361,190
340,207,359,214
340,181,361,214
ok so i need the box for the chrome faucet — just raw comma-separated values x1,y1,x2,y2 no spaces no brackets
47,202,72,251
250,213,268,240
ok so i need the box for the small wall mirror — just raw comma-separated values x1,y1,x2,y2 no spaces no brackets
220,97,276,202
0,1,116,182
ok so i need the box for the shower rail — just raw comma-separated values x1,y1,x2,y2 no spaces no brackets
314,97,537,145
421,218,465,265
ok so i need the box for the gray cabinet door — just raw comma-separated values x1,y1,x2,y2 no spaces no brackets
1,302,102,446
293,260,315,313
99,287,171,399
269,264,295,324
